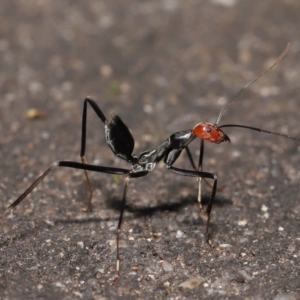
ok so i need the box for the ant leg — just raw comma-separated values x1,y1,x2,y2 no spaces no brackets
80,156,93,212
1,161,130,218
186,141,206,215
80,97,108,211
0,162,59,218
186,144,221,190
115,176,130,280
186,141,224,215
167,166,217,245
197,139,205,215
185,146,197,170
113,170,149,281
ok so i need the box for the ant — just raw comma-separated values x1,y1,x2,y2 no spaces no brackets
1,43,298,279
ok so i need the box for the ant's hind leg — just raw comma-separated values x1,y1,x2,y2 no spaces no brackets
80,97,108,211
80,156,93,212
0,161,130,220
0,162,59,219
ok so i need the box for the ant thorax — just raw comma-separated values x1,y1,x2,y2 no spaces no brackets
132,161,156,172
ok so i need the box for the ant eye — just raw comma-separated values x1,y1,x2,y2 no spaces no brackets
205,127,211,132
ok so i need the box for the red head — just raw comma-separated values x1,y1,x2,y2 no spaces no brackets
193,122,230,144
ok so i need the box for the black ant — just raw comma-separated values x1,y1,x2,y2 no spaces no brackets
1,43,298,279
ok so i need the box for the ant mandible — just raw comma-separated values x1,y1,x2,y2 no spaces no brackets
1,43,298,278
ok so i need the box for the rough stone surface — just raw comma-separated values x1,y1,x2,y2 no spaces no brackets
0,0,300,299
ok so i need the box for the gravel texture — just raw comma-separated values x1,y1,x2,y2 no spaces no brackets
0,1,300,299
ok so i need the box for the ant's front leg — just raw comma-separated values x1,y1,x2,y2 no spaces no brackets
186,140,224,219
185,140,206,216
80,97,108,211
167,164,217,246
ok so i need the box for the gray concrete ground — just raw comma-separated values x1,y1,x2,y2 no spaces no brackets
0,0,300,299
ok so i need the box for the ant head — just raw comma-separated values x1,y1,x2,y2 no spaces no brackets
193,122,230,144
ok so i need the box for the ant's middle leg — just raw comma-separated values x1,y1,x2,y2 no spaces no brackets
114,170,149,280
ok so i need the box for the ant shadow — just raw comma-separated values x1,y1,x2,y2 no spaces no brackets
0,188,232,247
110,194,230,216
54,192,232,227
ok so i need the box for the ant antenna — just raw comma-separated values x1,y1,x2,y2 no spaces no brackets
218,124,300,143
215,43,290,125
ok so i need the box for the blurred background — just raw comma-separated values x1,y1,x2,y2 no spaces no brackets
0,0,300,299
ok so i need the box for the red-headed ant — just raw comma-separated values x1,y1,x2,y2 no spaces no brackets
1,44,298,278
